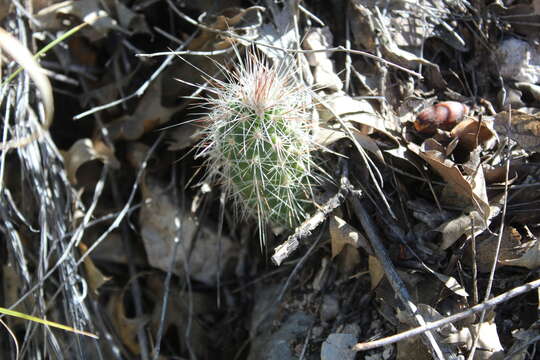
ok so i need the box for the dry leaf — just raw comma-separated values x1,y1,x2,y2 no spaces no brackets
437,198,503,250
450,118,496,151
79,242,110,294
446,322,504,359
62,138,119,185
409,143,490,220
128,143,237,285
494,110,540,152
431,271,468,297
317,92,399,145
368,255,384,289
329,215,372,258
107,75,184,141
34,0,119,39
472,227,530,272
303,27,342,92
351,130,385,163
396,304,459,360
107,291,149,355
147,276,214,358
501,239,540,270
318,92,376,122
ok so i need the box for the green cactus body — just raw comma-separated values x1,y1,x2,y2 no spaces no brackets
198,53,316,242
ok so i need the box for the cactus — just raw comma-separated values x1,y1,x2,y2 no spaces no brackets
196,51,317,244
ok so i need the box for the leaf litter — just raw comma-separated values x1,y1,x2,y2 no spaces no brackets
1,1,540,360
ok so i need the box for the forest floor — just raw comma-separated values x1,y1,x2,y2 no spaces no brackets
1,1,539,359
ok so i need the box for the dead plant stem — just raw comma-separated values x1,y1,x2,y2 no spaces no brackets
349,191,445,360
353,278,540,351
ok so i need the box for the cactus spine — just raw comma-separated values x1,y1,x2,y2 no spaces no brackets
197,51,316,244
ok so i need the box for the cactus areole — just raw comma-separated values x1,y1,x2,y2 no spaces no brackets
196,52,316,243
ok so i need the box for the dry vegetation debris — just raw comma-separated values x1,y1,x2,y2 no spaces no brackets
0,0,540,359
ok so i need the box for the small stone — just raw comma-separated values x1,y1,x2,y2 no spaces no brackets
321,333,357,360
320,295,339,322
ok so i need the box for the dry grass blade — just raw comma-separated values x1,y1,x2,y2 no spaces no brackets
0,27,53,150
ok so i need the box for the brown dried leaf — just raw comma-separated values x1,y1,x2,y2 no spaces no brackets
107,75,183,141
303,27,342,92
79,242,110,294
329,215,372,258
107,291,148,355
409,143,490,220
129,143,237,285
450,118,496,151
473,227,525,272
147,276,214,358
431,271,468,297
34,0,119,39
446,322,504,359
501,239,540,270
368,255,384,289
436,197,504,250
62,138,119,185
494,110,540,151
317,92,399,146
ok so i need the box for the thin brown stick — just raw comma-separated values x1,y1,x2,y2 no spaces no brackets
353,278,540,351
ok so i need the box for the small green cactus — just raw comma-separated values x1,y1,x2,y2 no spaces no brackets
196,51,317,244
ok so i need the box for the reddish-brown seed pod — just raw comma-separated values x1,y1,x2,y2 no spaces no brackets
414,101,469,133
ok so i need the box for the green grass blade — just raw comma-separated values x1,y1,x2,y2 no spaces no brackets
0,306,98,339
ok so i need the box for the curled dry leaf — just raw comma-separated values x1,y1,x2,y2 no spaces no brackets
396,304,459,360
62,138,119,185
450,118,496,151
500,239,540,270
430,271,468,298
106,291,149,355
436,197,504,250
477,228,520,271
78,242,110,295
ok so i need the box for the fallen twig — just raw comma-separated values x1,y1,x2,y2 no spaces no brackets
349,191,446,360
353,278,540,352
271,186,347,266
